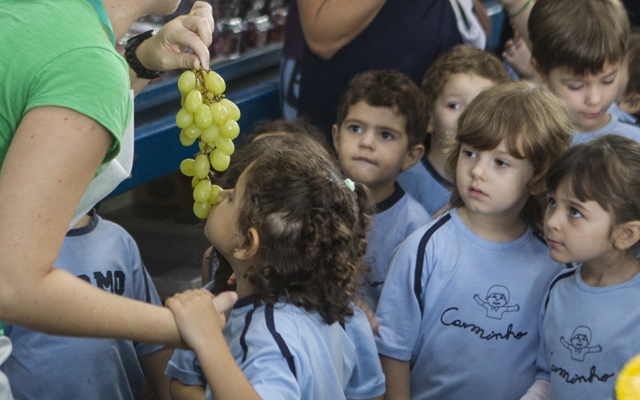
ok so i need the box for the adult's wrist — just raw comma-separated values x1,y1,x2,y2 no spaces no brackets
503,0,532,18
124,30,164,80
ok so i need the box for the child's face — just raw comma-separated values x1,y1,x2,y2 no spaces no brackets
544,179,616,266
205,169,248,261
615,54,630,106
542,63,620,132
456,140,534,220
332,101,418,195
431,72,496,141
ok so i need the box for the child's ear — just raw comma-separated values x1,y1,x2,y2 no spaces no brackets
401,143,425,171
233,228,260,261
619,93,640,116
531,58,548,85
612,220,640,250
331,124,340,152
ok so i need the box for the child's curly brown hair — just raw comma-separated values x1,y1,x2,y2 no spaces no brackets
233,134,373,324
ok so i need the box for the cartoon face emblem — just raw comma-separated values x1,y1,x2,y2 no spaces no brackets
474,285,519,319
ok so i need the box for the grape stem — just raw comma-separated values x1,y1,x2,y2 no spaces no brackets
194,69,225,105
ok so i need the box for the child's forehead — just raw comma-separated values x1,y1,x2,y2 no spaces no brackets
438,72,497,98
550,62,621,80
344,101,406,127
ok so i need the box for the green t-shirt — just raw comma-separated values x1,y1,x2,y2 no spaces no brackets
0,0,131,168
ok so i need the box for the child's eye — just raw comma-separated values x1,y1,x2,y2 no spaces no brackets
347,124,363,133
602,79,615,85
567,84,583,91
547,196,556,208
446,103,461,110
461,149,476,158
494,159,510,168
569,208,583,218
379,131,394,140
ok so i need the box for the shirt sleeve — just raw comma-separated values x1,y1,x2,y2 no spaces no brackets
375,233,425,361
344,306,386,399
165,348,206,387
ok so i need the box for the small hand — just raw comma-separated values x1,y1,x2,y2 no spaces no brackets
502,31,534,79
165,289,237,352
136,1,215,72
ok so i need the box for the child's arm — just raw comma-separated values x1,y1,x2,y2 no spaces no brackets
165,289,262,400
139,347,174,400
380,355,410,400
519,379,549,400
169,378,206,400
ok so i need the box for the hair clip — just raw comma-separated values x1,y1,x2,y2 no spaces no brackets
344,178,355,192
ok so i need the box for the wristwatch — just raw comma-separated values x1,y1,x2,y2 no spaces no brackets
124,30,164,80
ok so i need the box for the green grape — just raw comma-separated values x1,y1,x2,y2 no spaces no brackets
194,153,210,179
179,130,197,147
220,98,241,121
210,184,223,204
192,176,199,188
210,102,228,125
199,140,208,152
185,90,203,113
176,107,194,129
178,70,196,93
210,149,230,172
200,124,220,144
194,105,213,129
215,136,235,155
179,158,196,176
183,124,202,140
193,201,211,219
219,119,240,140
193,179,212,203
205,71,226,95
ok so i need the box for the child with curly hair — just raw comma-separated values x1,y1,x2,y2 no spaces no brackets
166,133,385,399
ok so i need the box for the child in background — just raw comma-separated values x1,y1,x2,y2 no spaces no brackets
2,210,172,400
397,45,511,216
332,70,431,311
166,132,385,400
375,81,573,400
528,0,640,144
527,135,640,399
613,28,640,124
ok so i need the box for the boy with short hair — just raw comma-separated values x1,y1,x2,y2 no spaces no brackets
613,28,640,124
528,0,640,144
397,45,511,216
332,70,431,311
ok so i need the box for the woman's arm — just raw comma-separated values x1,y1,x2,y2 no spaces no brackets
297,0,386,60
499,0,534,47
0,106,183,345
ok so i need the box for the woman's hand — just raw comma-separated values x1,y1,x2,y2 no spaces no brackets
136,1,215,72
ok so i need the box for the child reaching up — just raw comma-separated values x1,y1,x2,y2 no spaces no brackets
529,134,640,399
166,133,385,400
374,81,574,400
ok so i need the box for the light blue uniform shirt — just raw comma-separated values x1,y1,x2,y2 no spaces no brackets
572,114,640,145
2,212,164,400
375,209,566,400
537,267,640,400
608,103,637,125
397,154,452,216
363,184,430,311
203,297,384,400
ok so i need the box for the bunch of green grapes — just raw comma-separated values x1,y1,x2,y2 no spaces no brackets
176,69,241,219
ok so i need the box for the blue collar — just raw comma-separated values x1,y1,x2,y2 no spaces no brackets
85,0,116,47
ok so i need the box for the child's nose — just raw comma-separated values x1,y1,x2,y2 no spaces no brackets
470,161,486,179
545,208,560,230
358,130,375,149
585,86,601,106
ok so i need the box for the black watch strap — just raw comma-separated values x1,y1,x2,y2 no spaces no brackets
124,30,164,80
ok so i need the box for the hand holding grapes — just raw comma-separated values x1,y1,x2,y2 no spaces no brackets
135,1,215,72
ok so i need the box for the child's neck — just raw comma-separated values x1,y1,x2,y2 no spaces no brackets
370,181,397,204
581,252,640,287
457,206,528,243
427,135,449,180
